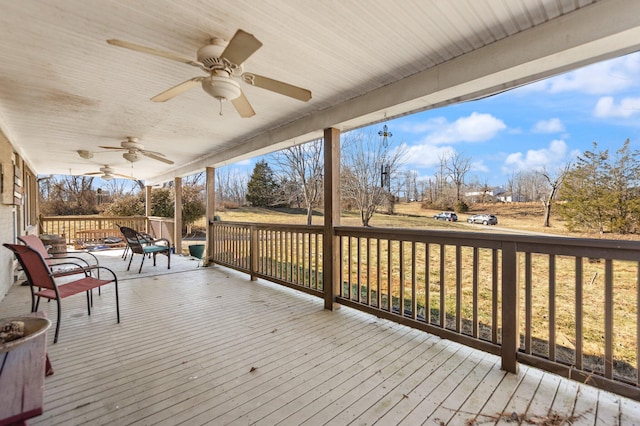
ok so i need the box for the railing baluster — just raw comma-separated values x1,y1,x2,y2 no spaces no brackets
440,244,445,328
366,237,371,305
605,258,613,379
549,254,556,362
339,236,344,297
425,243,430,325
357,237,361,303
315,233,319,290
492,248,498,344
377,239,381,309
387,240,392,312
399,240,405,317
456,245,462,332
411,241,417,320
525,252,532,354
472,247,479,338
575,256,583,370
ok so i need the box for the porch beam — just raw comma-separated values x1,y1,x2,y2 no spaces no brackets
205,166,215,266
323,127,341,310
174,177,182,255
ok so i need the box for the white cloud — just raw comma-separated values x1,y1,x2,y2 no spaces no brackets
402,143,456,168
471,160,489,173
418,112,506,144
503,139,569,172
532,118,564,133
593,96,640,118
531,54,640,95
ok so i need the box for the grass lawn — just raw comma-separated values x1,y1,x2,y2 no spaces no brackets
206,201,638,240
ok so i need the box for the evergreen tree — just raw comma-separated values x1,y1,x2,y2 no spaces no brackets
559,140,640,234
246,160,280,207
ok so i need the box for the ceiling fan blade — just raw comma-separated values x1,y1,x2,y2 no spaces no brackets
151,77,204,102
221,29,263,66
98,146,126,150
140,149,167,157
243,73,311,102
231,90,256,118
142,151,175,164
114,173,136,179
84,172,102,175
107,39,202,68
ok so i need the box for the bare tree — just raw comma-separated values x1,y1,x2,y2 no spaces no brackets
417,178,432,202
270,139,324,225
341,130,407,226
104,179,140,199
539,164,571,227
40,175,97,215
444,152,471,202
435,154,447,200
216,167,248,206
506,170,529,202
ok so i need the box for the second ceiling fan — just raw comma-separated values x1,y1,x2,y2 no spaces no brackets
108,29,312,117
99,137,174,165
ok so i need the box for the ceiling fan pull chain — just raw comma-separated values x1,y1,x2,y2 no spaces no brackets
219,99,224,116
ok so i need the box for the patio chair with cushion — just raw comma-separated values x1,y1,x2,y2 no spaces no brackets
118,225,155,261
3,243,120,344
119,226,171,273
18,234,101,279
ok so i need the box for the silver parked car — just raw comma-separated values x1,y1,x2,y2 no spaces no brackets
467,214,498,225
433,211,458,221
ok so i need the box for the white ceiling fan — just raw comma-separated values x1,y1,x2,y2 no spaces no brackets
98,137,174,165
84,165,134,181
107,29,312,117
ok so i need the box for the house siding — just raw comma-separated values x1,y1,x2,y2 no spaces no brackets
0,203,16,300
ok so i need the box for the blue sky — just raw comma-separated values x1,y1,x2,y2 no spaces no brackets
389,51,640,186
226,50,640,189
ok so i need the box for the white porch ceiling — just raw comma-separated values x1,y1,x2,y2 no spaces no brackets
1,0,640,185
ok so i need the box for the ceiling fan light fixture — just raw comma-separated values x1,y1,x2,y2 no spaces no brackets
123,151,142,163
77,150,93,159
102,173,114,181
202,75,241,102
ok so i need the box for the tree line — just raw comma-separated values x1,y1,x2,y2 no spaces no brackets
40,135,640,235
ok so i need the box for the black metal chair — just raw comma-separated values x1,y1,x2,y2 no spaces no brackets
119,226,171,273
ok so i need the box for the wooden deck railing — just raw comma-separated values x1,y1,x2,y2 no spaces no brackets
39,215,148,245
34,217,640,400
212,222,324,297
212,221,640,401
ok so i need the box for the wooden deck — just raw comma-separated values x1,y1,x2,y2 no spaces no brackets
1,252,639,425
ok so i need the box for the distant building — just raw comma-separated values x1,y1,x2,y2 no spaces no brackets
497,193,527,203
464,187,505,203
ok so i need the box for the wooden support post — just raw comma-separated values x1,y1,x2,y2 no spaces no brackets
501,241,519,373
145,185,152,234
174,177,182,255
205,167,215,266
323,128,341,310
